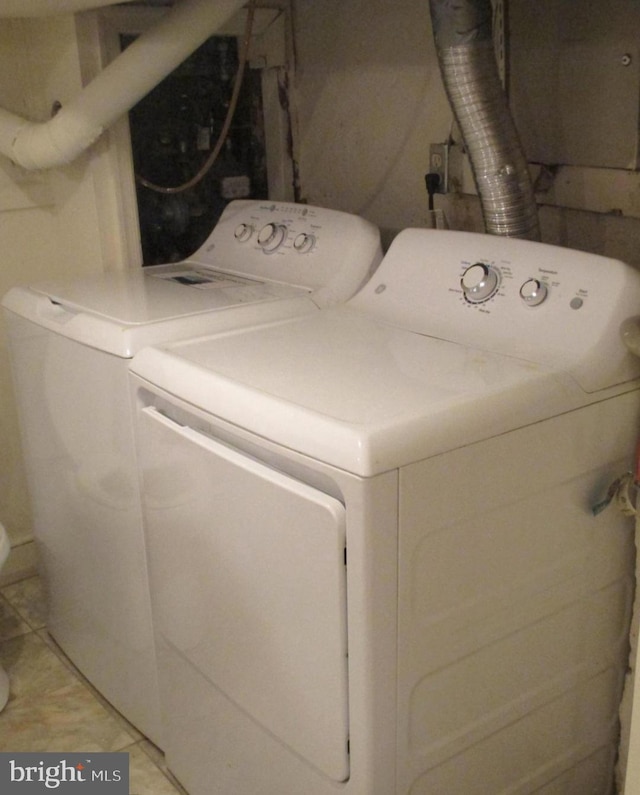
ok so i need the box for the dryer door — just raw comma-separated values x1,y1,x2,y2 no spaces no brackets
139,406,350,782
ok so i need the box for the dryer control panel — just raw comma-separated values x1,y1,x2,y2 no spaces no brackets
349,228,640,393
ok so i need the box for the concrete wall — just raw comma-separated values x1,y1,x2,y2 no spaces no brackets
292,0,454,247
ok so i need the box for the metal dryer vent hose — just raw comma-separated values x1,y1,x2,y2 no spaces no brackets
429,0,540,240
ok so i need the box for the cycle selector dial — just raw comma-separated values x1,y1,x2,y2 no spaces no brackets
460,263,500,303
519,278,548,307
257,222,287,252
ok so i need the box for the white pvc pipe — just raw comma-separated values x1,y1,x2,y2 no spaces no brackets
0,0,248,170
0,0,134,17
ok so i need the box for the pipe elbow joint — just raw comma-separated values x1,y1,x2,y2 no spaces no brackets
11,110,104,171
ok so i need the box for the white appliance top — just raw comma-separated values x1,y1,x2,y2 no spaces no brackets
1,200,381,357
131,229,640,476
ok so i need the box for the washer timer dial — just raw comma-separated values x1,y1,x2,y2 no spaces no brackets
257,222,287,252
460,263,500,303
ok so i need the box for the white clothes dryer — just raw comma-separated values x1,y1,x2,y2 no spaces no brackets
2,200,381,748
131,228,640,794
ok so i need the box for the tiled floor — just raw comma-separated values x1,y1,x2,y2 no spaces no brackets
0,574,186,795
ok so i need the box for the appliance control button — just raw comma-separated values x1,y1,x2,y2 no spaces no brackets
234,223,254,242
257,222,287,252
519,278,548,307
460,263,499,303
293,233,315,253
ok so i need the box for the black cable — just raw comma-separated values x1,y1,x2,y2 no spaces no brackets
425,172,440,212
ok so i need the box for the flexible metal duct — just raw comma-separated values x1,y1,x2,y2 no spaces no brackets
429,0,540,240
0,0,247,170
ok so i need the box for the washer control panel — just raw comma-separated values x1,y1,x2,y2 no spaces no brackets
349,228,640,393
183,200,383,307
233,221,318,255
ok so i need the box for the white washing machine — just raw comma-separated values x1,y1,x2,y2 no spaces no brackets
1,200,381,748
130,228,640,794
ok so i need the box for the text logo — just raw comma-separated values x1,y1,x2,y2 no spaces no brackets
0,753,128,793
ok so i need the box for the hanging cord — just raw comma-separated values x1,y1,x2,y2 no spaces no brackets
136,0,257,195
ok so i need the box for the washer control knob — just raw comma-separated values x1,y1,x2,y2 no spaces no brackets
519,278,548,307
234,223,254,242
257,222,287,252
293,232,315,253
460,263,499,303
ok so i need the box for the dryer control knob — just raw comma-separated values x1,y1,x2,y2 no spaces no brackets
519,278,548,307
257,222,287,252
293,233,315,254
460,263,499,303
234,223,254,242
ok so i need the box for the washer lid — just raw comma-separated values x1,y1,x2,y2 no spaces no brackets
2,267,313,358
2,198,382,357
28,265,307,325
132,307,590,476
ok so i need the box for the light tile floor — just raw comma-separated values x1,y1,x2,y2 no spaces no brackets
0,574,187,795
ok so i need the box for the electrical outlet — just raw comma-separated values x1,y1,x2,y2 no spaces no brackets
429,143,449,194
429,142,463,194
